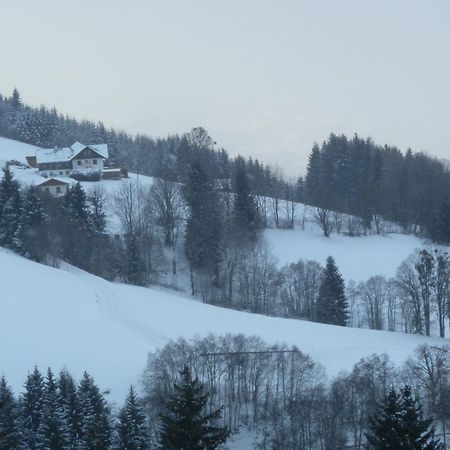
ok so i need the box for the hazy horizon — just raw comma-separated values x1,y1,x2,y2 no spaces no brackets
1,0,449,176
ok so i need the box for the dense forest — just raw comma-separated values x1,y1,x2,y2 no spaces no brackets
304,133,450,241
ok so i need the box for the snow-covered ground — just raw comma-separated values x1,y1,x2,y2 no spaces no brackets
0,248,442,405
265,228,423,282
0,135,441,415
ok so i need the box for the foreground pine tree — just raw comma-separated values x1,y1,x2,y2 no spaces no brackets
19,366,45,450
159,366,229,450
315,256,349,325
0,376,20,449
78,372,111,450
115,386,149,450
366,385,443,450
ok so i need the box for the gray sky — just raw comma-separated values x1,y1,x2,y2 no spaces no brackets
1,0,449,176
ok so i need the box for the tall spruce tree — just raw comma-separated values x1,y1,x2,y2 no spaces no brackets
115,386,149,450
62,183,93,268
19,367,45,450
13,187,48,262
366,385,443,450
432,197,450,244
0,376,20,449
159,366,229,450
315,256,349,326
232,157,260,243
57,369,81,448
0,166,22,248
184,160,223,283
37,368,67,449
78,372,111,450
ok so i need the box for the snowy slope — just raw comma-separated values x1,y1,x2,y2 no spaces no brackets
265,228,424,282
0,136,40,164
0,249,442,403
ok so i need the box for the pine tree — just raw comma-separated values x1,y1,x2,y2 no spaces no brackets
62,183,93,268
366,385,443,450
432,197,450,244
57,369,81,449
115,386,149,450
0,376,20,449
315,256,349,325
232,157,260,243
13,187,48,262
184,160,223,283
11,88,21,110
159,366,229,450
19,367,45,450
37,368,67,449
0,166,22,248
78,372,111,450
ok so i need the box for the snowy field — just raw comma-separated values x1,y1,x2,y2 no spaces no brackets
0,248,443,405
265,228,424,282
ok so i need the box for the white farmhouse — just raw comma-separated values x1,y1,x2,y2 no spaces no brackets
33,142,109,177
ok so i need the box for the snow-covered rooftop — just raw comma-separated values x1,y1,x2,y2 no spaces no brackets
35,142,108,164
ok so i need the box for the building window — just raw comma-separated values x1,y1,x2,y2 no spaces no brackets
56,186,61,194
45,187,50,192
59,171,63,175
93,159,97,165
77,160,81,166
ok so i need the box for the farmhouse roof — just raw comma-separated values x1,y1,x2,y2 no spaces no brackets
37,177,71,187
35,142,109,164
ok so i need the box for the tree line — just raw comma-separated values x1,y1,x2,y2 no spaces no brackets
0,89,296,204
144,334,448,449
0,365,228,449
304,133,450,242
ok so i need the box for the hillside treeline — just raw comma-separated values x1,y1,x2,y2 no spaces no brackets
144,335,447,449
0,89,296,201
305,133,450,240
1,338,446,449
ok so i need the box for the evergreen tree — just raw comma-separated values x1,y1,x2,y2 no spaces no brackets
315,256,349,325
62,183,93,268
159,366,228,450
11,88,21,110
115,386,149,450
0,376,20,449
37,368,67,449
304,143,322,205
432,197,450,244
231,157,260,243
0,166,22,248
78,372,111,450
57,369,81,449
19,367,45,450
184,160,223,283
366,385,443,450
13,187,48,262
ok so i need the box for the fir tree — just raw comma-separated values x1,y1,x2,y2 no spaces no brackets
0,165,22,248
159,366,229,450
232,157,260,243
37,368,67,449
57,369,81,449
11,88,21,110
13,187,48,262
432,197,450,244
19,367,45,450
78,372,111,450
366,385,443,450
0,376,20,449
184,160,223,283
115,386,149,450
315,256,349,325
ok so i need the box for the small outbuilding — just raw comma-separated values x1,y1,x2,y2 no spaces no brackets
37,178,70,197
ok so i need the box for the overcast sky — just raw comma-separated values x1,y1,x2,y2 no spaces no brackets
1,0,449,176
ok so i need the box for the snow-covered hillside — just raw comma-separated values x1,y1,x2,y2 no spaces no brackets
0,248,442,404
